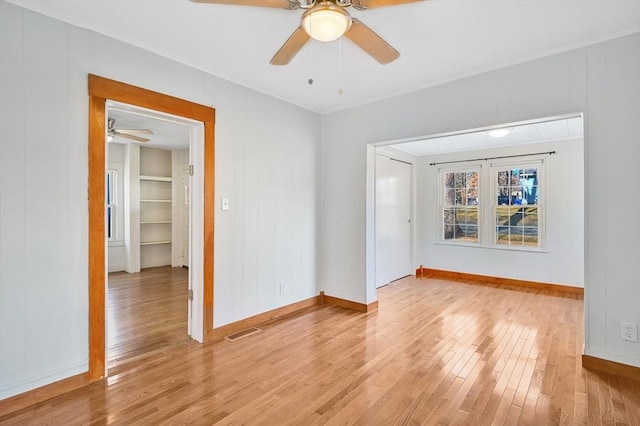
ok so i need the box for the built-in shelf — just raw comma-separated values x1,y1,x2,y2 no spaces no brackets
140,240,171,246
139,147,174,269
140,175,172,182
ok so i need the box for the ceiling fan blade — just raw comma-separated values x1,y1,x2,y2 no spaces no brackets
344,18,399,64
116,129,154,135
351,0,425,9
190,0,299,9
270,26,310,65
114,132,150,143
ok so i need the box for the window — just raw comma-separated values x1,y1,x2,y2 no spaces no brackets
494,164,541,247
106,169,116,241
441,169,479,243
438,160,544,250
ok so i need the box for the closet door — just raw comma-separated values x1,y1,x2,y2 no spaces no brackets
375,154,412,288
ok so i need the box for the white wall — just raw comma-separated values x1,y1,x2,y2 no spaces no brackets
0,1,321,399
320,33,640,368
417,139,584,287
107,143,125,272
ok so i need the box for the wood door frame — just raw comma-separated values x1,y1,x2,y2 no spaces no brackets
88,74,215,382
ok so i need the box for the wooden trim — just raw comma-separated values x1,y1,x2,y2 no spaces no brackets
203,119,215,342
87,75,213,122
209,295,322,342
88,93,106,382
0,372,88,418
582,354,640,382
88,75,216,381
419,268,584,295
320,291,379,313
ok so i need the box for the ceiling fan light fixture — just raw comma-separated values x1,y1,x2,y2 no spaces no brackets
302,2,352,42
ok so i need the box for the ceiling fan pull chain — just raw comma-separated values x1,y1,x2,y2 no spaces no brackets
308,38,314,85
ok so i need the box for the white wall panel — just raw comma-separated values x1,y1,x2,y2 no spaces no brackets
21,8,86,390
532,54,570,115
321,33,640,368
503,62,534,122
584,42,608,352
0,1,321,399
600,34,640,360
0,0,27,394
319,110,368,302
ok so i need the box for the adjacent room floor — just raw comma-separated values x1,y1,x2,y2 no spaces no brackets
107,266,190,370
2,275,639,425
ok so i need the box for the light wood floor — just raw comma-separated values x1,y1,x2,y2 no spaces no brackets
107,266,190,369
2,275,639,425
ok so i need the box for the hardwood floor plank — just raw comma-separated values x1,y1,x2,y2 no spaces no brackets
2,275,639,425
107,266,189,368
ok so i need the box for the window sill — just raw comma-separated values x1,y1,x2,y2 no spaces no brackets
436,241,547,253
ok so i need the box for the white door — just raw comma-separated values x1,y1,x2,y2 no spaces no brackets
375,154,412,288
180,166,191,267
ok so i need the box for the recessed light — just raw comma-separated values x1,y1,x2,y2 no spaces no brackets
488,128,511,138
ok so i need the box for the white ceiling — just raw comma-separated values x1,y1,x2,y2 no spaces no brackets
392,116,583,156
108,105,191,150
9,0,640,114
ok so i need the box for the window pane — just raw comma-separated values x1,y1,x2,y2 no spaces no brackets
523,227,539,246
107,206,113,239
522,208,538,226
496,168,540,205
496,206,509,225
464,225,478,242
444,189,455,205
510,232,524,244
444,208,455,225
495,165,541,246
458,207,477,225
467,171,478,189
496,226,509,244
444,172,455,189
442,168,480,243
106,169,117,241
444,207,479,242
106,176,112,204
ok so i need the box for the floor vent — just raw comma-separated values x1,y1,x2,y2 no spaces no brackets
225,327,262,343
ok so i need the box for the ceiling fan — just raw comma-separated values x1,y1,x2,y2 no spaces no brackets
107,118,154,143
191,0,424,65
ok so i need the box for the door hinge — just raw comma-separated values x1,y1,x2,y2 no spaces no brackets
189,164,194,176
188,289,194,301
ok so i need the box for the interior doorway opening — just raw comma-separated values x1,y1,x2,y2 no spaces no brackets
366,113,584,305
105,102,199,369
88,74,215,382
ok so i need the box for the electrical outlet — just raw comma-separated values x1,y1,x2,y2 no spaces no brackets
280,284,285,296
621,321,638,342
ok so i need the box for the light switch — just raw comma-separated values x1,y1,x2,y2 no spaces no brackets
221,197,230,211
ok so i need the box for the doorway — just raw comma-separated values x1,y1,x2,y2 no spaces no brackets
88,75,215,382
105,104,195,368
375,153,412,288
